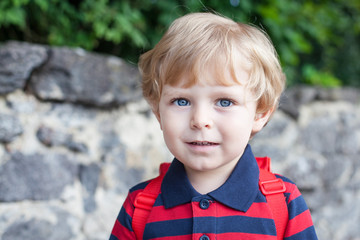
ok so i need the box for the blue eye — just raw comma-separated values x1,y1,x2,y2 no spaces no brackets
217,99,232,107
174,98,190,106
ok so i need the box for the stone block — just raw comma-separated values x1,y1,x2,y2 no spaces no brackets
0,41,47,95
30,47,142,107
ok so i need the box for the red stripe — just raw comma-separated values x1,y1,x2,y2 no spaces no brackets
285,209,314,237
284,182,301,204
147,201,274,223
147,204,193,222
217,202,273,218
123,194,135,216
218,232,277,239
147,234,193,240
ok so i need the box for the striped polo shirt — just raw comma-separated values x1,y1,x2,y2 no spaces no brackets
110,145,318,239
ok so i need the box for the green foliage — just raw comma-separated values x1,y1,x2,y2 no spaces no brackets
303,65,341,87
0,0,148,52
256,0,360,87
0,0,359,87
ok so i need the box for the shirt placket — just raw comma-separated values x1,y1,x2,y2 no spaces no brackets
192,196,217,240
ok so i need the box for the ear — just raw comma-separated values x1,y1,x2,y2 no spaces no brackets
251,107,274,135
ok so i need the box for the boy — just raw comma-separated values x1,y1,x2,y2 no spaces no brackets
110,12,318,239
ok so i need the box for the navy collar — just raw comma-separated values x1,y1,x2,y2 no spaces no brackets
161,144,259,212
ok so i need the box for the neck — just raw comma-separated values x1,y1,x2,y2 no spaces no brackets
184,161,238,195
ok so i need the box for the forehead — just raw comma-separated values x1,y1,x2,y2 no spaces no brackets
166,50,251,89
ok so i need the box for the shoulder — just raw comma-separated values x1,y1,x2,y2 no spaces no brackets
274,173,313,222
274,173,297,192
126,180,151,202
129,162,172,194
274,173,295,184
274,175,318,239
274,174,303,204
129,180,150,193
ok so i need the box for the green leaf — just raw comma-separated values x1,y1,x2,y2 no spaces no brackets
303,65,342,87
3,7,26,27
34,0,48,11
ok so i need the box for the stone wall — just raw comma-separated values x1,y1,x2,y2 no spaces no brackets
0,41,359,240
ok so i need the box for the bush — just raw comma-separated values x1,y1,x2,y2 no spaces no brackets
1,0,359,87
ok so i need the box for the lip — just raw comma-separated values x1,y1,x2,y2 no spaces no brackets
185,141,220,153
187,141,220,146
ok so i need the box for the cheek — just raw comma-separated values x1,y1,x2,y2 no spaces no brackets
161,124,182,157
220,115,253,140
160,109,188,130
161,115,181,142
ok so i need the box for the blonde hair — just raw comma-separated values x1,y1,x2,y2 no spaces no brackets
139,12,285,114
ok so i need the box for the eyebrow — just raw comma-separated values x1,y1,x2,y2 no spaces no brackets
161,86,188,98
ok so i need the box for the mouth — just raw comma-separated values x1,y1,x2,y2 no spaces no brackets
187,141,219,146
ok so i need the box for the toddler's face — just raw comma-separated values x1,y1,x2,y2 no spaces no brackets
155,67,270,176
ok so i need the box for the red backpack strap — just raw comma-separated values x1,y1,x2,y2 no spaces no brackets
256,157,288,240
132,162,170,240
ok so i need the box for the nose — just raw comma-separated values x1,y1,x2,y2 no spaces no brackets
190,105,212,130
